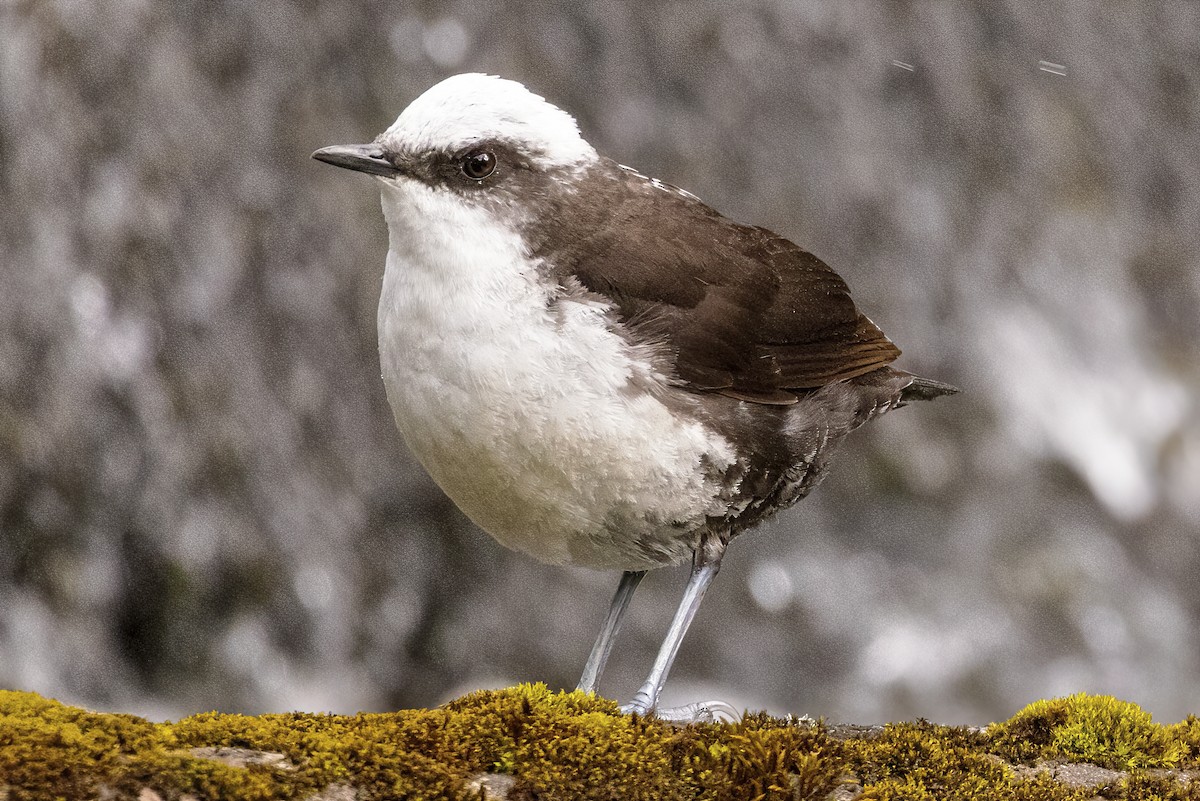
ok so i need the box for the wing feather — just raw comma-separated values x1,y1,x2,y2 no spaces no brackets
538,164,901,404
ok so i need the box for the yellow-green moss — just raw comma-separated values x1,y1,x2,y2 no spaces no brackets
1,686,1198,800
1118,772,1200,801
1169,716,1200,766
988,693,1193,771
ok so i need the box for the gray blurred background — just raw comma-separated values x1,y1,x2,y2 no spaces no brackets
2,1,1198,727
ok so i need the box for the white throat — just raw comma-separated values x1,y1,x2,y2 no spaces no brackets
374,179,736,570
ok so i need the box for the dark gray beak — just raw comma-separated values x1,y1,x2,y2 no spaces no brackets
311,144,400,178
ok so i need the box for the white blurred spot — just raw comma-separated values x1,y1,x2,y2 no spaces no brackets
1044,656,1095,697
221,616,269,672
103,318,149,378
68,272,150,379
747,559,795,613
422,17,469,68
987,287,1188,521
0,596,57,688
858,620,977,689
859,622,926,685
70,273,109,335
46,547,122,610
294,563,336,612
176,505,224,570
1038,60,1067,76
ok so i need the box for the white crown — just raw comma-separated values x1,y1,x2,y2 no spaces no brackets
378,73,598,169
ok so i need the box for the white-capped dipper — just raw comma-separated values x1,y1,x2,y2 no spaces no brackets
314,73,956,718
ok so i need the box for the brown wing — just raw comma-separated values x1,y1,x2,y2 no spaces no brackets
540,164,901,405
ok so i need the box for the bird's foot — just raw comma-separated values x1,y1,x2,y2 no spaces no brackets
618,688,655,717
619,698,742,723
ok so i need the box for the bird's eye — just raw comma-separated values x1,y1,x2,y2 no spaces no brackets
461,151,496,180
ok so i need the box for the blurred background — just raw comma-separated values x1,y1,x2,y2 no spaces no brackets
2,0,1198,727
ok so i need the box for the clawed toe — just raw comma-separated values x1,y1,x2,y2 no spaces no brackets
620,699,742,723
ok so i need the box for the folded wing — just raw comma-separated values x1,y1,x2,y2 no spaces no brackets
546,166,901,405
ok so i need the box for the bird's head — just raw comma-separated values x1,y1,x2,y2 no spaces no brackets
313,73,599,214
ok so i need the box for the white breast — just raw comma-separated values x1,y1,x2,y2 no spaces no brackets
375,181,735,570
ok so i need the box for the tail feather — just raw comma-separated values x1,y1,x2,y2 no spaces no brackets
899,375,960,403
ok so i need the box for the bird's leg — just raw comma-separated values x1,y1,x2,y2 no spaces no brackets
576,569,646,694
622,529,730,717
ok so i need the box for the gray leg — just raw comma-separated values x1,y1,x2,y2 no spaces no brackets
623,530,729,716
577,569,646,694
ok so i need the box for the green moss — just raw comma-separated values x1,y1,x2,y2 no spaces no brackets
0,689,170,800
1169,716,1200,766
1,687,1197,800
1117,772,1200,801
988,693,1192,770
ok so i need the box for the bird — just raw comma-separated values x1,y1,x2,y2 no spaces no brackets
313,73,956,718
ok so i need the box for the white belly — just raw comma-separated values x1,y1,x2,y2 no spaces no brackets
375,186,734,569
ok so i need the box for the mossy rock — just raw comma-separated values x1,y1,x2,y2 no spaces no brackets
1,685,1198,800
988,693,1196,771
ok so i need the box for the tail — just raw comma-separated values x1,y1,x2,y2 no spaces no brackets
899,375,960,404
